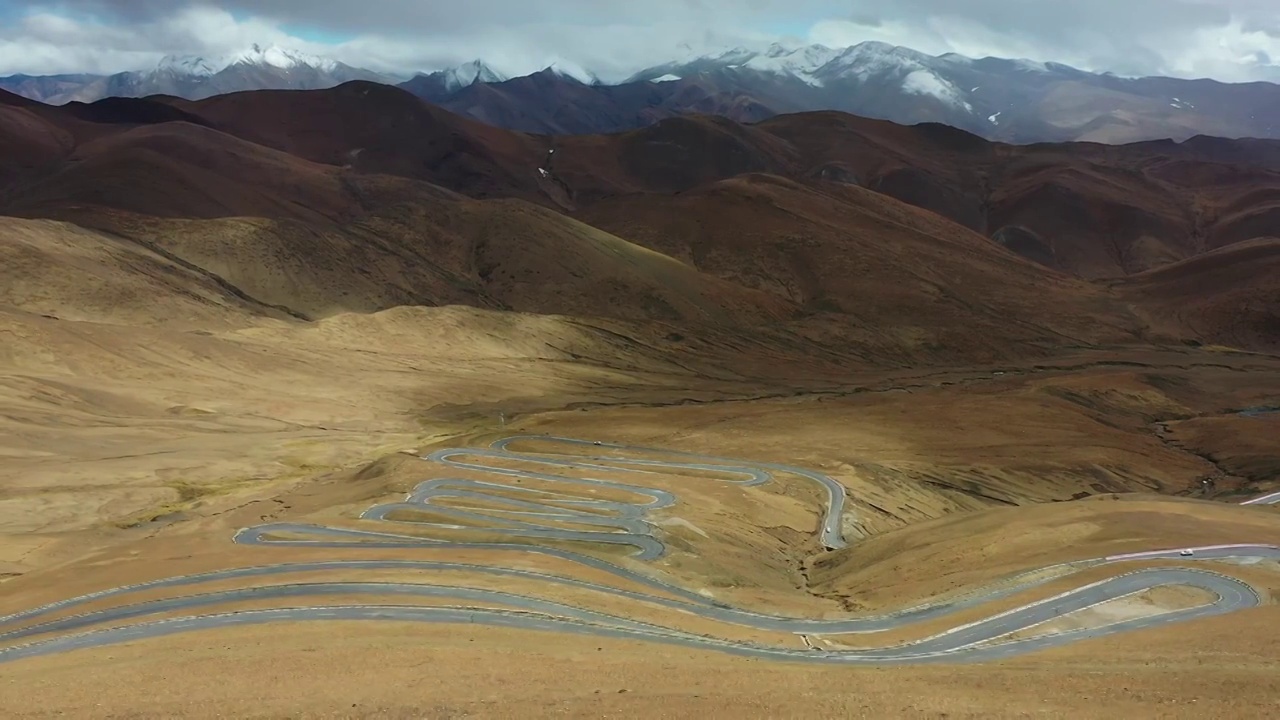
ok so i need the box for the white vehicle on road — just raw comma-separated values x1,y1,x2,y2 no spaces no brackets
1180,549,1195,556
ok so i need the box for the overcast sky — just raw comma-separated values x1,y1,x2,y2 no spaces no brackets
2,0,1279,82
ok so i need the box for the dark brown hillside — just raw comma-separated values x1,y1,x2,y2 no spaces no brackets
985,161,1190,278
2,85,1277,352
576,173,1142,364
3,122,352,224
0,88,38,107
1116,238,1280,352
0,110,792,328
0,104,72,190
180,81,549,203
118,85,1280,283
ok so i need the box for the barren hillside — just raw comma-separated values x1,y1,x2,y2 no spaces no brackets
2,85,1280,718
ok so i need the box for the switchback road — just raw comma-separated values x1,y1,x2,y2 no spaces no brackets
0,435,1273,665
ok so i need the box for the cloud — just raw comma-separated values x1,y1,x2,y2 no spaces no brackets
0,0,1278,82
0,6,308,75
809,0,1280,81
0,3,779,78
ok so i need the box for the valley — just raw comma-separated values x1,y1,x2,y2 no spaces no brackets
1,80,1280,717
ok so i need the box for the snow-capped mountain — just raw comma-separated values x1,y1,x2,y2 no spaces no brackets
155,55,222,77
743,43,842,86
604,39,1280,142
155,45,341,78
631,43,839,86
629,41,926,84
397,59,603,105
438,59,506,91
4,39,1279,144
397,60,509,100
611,40,1051,132
629,40,1025,114
540,60,602,85
225,44,340,72
1,45,388,104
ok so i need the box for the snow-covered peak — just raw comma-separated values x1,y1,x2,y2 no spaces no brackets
543,60,600,85
156,55,221,77
649,39,942,87
223,44,338,72
627,39,1085,92
432,59,507,91
1009,58,1050,73
710,47,758,65
152,44,339,77
824,41,933,79
741,44,839,86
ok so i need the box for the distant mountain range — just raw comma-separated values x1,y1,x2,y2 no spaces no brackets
5,41,1280,144
410,43,1280,144
0,44,390,104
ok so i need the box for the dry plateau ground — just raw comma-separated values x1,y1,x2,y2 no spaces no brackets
1,84,1280,718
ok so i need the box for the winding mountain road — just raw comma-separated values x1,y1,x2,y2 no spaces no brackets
0,435,1275,665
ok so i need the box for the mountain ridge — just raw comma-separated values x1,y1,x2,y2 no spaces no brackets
5,40,1280,144
0,44,391,105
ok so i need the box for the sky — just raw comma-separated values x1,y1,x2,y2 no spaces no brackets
2,0,1280,83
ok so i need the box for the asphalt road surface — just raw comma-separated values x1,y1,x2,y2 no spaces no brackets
0,435,1274,665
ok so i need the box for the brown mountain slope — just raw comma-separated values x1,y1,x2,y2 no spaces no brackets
1114,238,1280,351
1137,158,1280,252
0,216,274,328
2,88,1274,352
554,114,799,201
576,173,1141,364
4,121,353,224
107,84,1280,283
986,160,1191,278
433,71,782,136
0,117,790,327
1,201,793,328
171,81,550,203
550,111,1280,280
0,103,71,190
0,88,38,107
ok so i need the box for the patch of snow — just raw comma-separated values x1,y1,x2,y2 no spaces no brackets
651,74,682,83
901,69,973,112
971,86,981,92
988,111,1002,124
653,516,709,538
